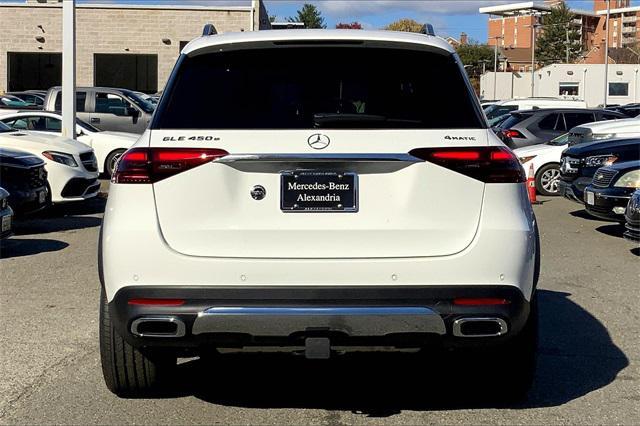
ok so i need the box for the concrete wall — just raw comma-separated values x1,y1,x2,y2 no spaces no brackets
0,2,264,93
481,64,640,106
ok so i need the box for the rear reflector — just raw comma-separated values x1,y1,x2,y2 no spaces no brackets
128,298,185,306
453,298,510,306
112,148,229,184
409,147,526,183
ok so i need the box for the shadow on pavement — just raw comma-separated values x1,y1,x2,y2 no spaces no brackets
153,290,628,415
0,238,69,259
569,209,606,222
631,247,640,256
12,197,105,236
595,224,625,239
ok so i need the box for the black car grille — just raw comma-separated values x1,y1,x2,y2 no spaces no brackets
79,151,98,172
0,165,47,190
592,168,618,188
61,178,98,197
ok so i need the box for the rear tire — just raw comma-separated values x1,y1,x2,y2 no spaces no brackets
535,163,561,196
99,290,176,397
104,149,126,179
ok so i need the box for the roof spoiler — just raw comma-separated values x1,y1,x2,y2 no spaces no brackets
420,24,435,36
202,23,218,36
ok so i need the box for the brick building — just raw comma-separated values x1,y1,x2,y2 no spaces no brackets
0,0,270,94
480,0,639,69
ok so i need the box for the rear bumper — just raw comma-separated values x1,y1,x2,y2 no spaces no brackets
110,285,530,351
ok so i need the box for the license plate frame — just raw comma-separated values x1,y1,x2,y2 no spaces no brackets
281,171,358,213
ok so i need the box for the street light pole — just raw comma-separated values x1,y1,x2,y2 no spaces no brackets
62,0,76,139
604,0,611,106
493,36,503,100
530,17,539,97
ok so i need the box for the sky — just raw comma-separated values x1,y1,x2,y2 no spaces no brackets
1,0,637,42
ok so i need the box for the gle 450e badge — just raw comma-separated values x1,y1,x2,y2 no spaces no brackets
162,136,220,142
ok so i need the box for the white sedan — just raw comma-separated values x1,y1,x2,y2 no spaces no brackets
0,111,139,177
514,133,568,196
0,121,99,203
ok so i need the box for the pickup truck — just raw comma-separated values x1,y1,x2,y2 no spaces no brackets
43,87,155,134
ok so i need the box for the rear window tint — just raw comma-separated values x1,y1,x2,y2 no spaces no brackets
153,47,483,129
497,113,530,129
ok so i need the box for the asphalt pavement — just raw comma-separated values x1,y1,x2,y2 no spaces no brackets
0,186,639,425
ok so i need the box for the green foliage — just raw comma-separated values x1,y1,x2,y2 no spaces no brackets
535,3,582,65
456,42,496,76
288,3,326,29
384,19,424,33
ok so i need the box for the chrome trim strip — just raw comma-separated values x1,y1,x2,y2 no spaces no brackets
130,316,186,338
215,153,422,163
452,317,508,338
192,306,446,337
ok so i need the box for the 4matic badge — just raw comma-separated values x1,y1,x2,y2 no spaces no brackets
444,135,476,141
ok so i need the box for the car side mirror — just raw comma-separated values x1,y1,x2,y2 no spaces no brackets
127,106,139,117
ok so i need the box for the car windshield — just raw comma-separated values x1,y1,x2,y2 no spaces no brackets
126,92,155,114
0,96,30,108
546,133,569,146
153,46,484,129
77,117,101,133
484,104,518,120
0,121,16,133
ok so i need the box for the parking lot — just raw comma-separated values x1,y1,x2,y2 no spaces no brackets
0,182,638,425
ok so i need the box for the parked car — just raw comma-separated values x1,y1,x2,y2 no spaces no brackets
0,94,41,116
0,186,13,239
0,111,138,176
484,98,587,127
606,103,640,118
0,121,99,203
100,28,539,398
568,117,640,145
0,147,49,215
6,91,45,107
583,160,640,222
43,87,155,134
515,133,569,196
559,138,640,203
497,108,625,149
623,189,640,242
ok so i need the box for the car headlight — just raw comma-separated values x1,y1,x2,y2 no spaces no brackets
614,169,640,188
42,151,78,167
518,155,536,164
584,154,617,168
591,133,616,140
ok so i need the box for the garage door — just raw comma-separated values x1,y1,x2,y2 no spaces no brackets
7,52,62,91
94,54,157,93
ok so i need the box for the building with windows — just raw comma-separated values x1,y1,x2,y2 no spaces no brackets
0,0,270,94
480,63,640,106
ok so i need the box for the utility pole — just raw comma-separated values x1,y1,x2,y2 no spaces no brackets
62,0,76,139
493,36,503,100
604,0,611,106
530,16,540,98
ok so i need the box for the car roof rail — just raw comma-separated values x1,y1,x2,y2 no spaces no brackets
202,23,218,36
420,24,435,36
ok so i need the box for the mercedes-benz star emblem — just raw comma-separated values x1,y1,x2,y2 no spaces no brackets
308,134,330,150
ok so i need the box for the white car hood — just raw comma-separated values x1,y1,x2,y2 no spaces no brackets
577,117,640,133
0,131,92,154
513,144,560,156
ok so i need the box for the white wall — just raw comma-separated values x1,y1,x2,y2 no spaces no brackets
481,64,640,107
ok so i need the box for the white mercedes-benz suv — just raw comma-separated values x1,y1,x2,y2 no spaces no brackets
99,28,540,398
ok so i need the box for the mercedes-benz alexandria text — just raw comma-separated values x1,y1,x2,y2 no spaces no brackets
99,29,540,398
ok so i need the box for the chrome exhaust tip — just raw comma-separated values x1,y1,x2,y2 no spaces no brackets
452,317,508,338
131,316,186,338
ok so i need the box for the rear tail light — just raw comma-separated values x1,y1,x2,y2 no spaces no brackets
112,148,228,184
502,129,526,139
409,147,526,183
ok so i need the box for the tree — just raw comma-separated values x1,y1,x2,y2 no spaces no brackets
456,42,496,76
336,22,363,29
288,3,326,29
535,3,582,66
384,19,423,33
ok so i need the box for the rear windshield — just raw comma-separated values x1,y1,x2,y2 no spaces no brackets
152,47,483,129
484,104,518,120
497,113,530,130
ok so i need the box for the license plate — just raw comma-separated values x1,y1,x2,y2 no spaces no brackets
281,171,357,212
1,214,11,232
38,190,46,204
586,191,595,205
